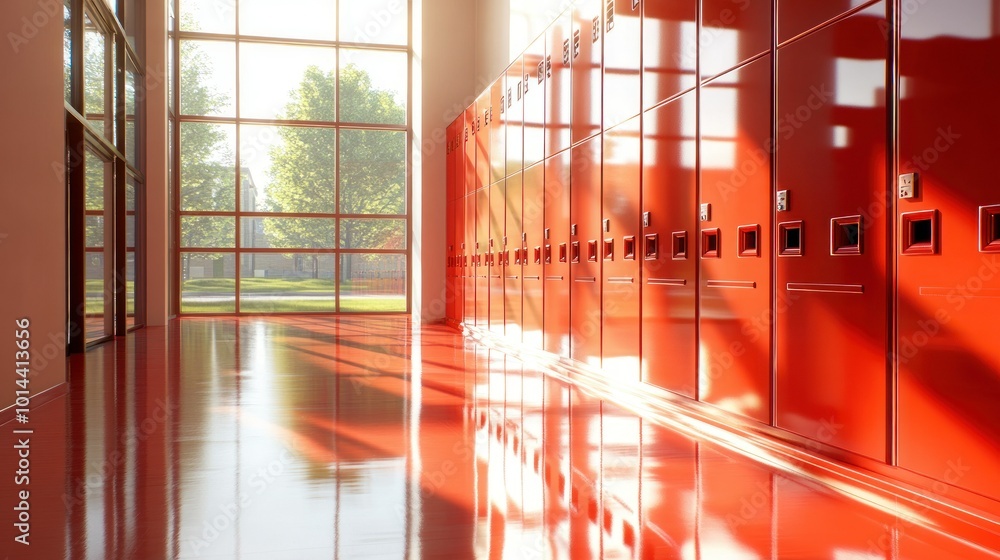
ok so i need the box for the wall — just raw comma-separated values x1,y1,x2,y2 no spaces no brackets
475,0,511,87
0,0,68,409
414,0,478,322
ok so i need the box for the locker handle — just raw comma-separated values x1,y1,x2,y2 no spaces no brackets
831,215,863,256
778,221,803,257
603,238,615,261
534,246,542,265
588,240,599,262
592,16,601,43
559,243,568,263
672,231,688,260
573,30,581,59
545,276,564,281
506,276,519,280
575,277,597,283
701,229,720,259
524,276,541,280
623,236,636,260
538,61,546,84
644,234,659,260
544,244,552,264
738,224,760,258
980,205,1000,252
571,241,581,263
901,210,938,255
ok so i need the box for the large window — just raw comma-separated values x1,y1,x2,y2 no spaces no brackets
66,0,146,350
171,0,411,314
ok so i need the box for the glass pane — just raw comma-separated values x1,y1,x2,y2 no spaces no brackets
240,253,336,313
180,40,236,117
64,2,71,105
339,129,406,214
179,0,234,34
126,177,139,326
240,217,335,249
340,219,406,250
340,254,406,312
239,43,336,121
240,0,336,41
181,216,235,248
181,253,236,313
340,0,408,45
124,0,142,58
86,216,106,247
180,122,235,211
168,0,175,31
339,49,407,124
84,12,112,139
125,64,139,164
240,125,336,213
84,149,114,341
168,37,175,113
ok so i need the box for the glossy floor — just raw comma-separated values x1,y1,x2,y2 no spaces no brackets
2,317,997,559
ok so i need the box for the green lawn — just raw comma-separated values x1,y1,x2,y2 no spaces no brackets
179,277,404,313
180,297,404,314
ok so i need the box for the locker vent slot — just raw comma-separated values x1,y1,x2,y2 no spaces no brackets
644,234,659,260
544,244,552,264
604,238,615,261
559,243,568,263
672,231,687,259
701,229,720,258
623,236,636,260
831,216,863,255
571,241,581,263
588,240,599,262
534,246,542,265
901,210,938,255
738,224,760,258
779,221,803,256
980,205,1000,252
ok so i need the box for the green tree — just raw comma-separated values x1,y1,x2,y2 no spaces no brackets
264,63,406,280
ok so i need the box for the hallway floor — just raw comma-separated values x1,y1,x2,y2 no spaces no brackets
3,317,998,559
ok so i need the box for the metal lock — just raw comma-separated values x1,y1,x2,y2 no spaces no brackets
700,203,711,222
643,212,651,228
571,224,578,236
899,173,918,199
603,219,611,233
777,190,789,212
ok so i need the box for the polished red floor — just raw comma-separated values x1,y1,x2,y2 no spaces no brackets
2,317,998,559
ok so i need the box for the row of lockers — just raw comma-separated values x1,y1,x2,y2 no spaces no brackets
443,0,1000,510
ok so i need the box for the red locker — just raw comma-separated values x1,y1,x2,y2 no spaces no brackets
506,57,525,179
603,0,642,131
602,116,641,384
490,78,506,186
505,172,524,341
522,162,545,350
570,136,603,368
778,0,870,44
465,104,477,195
700,0,770,80
476,187,491,328
524,34,546,169
774,5,889,461
642,0,696,111
490,180,506,335
544,152,572,358
476,90,492,194
571,0,603,145
698,58,772,423
897,0,1000,502
465,192,477,325
641,91,697,397
546,10,573,158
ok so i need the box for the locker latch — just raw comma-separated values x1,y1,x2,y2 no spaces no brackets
544,228,551,240
643,212,651,228
538,61,546,83
571,224,578,236
592,17,601,43
632,0,640,9
547,56,553,78
700,203,711,222
603,219,611,233
508,88,513,107
606,1,615,33
563,40,570,65
777,190,789,212
899,173,918,200
573,31,581,59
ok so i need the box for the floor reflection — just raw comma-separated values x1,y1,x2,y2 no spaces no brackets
1,317,996,559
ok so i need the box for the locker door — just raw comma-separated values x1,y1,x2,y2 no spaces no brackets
505,173,524,341
476,187,491,328
572,0,604,145
522,162,545,350
506,57,525,179
465,104,477,196
774,4,889,460
546,11,573,158
602,116,641,383
897,0,1000,501
698,57,772,424
701,0,770,80
570,135,603,368
544,152,572,358
491,77,506,185
465,192,476,325
524,35,547,169
778,0,871,43
642,0,696,111
603,0,643,131
641,91,697,397
451,192,464,325
490,180,506,335
477,90,492,194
